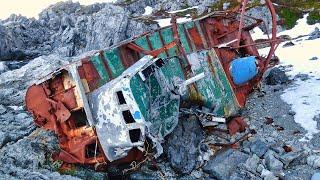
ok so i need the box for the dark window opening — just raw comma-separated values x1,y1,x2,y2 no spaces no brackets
129,129,141,143
85,143,101,158
116,91,126,105
155,58,165,68
140,59,166,80
72,110,88,127
122,110,135,124
141,65,155,79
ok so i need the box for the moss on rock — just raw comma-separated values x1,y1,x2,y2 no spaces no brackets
307,10,320,25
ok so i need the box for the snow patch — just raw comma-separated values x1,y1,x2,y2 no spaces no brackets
251,14,320,40
8,106,23,111
251,27,268,40
143,6,153,16
168,6,198,14
155,17,192,27
278,14,320,39
281,79,320,139
256,14,320,139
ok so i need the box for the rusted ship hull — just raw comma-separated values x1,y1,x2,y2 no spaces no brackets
25,0,279,171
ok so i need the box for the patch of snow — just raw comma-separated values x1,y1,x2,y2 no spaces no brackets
223,2,230,10
275,39,320,76
278,14,320,39
143,6,153,16
254,14,320,139
251,27,268,40
168,6,198,14
155,18,171,27
8,106,23,111
155,17,192,27
252,14,320,42
281,79,320,140
278,38,320,140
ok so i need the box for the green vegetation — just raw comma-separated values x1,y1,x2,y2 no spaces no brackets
274,0,320,28
278,8,301,29
209,0,240,11
61,169,77,176
307,10,320,25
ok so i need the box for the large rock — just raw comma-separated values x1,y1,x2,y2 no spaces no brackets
0,1,158,60
203,149,250,179
0,54,68,106
0,129,79,179
246,5,285,33
261,169,277,180
0,108,35,148
265,67,289,85
245,154,260,171
307,155,320,168
280,151,303,167
250,139,269,157
265,151,284,173
308,27,320,40
164,116,204,174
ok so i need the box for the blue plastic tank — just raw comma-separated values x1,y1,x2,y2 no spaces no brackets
230,56,258,85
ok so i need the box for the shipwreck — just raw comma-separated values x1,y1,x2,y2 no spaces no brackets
25,0,279,173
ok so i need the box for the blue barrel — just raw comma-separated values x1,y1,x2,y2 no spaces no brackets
230,56,258,85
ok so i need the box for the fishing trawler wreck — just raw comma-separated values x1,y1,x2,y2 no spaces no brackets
25,0,280,172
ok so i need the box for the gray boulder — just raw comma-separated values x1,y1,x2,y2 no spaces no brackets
203,149,250,179
261,169,278,180
307,155,320,168
265,152,284,173
250,139,269,157
280,151,303,167
246,5,284,33
245,154,260,171
308,27,320,40
0,128,79,179
0,1,158,60
310,57,318,61
265,67,289,85
164,116,204,174
0,54,68,106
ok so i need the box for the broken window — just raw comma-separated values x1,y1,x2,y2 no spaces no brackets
140,58,166,81
72,110,88,128
85,143,101,158
122,110,135,124
116,91,126,105
141,65,155,79
155,58,165,68
129,129,141,143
